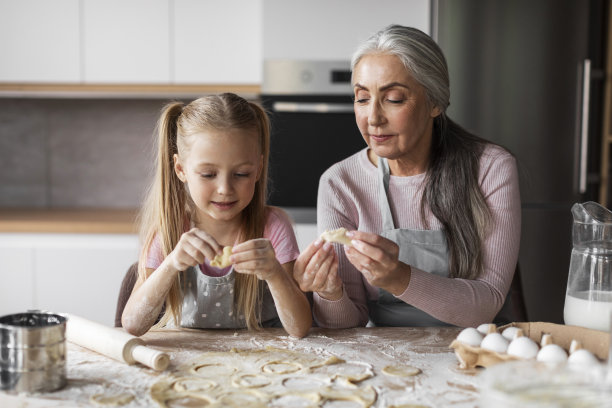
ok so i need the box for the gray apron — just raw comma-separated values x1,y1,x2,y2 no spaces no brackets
367,157,451,327
368,157,515,327
180,265,280,329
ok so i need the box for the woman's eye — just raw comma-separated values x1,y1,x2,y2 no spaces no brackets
387,98,405,104
354,98,369,104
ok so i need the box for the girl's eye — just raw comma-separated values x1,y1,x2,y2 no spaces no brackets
235,173,251,178
200,173,215,179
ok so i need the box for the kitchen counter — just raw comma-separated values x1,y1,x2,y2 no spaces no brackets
0,209,138,233
0,327,483,407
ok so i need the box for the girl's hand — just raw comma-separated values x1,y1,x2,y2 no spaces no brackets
294,240,343,300
168,228,223,271
344,231,411,295
231,238,282,281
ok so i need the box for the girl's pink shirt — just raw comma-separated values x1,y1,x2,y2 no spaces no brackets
145,207,300,275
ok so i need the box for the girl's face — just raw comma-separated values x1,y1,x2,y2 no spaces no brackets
352,53,441,165
174,129,263,224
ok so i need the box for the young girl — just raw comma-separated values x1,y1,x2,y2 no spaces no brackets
122,93,312,338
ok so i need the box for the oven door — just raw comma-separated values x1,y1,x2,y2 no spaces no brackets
261,94,365,220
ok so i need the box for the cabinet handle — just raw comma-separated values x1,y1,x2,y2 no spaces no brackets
577,59,591,194
272,102,354,114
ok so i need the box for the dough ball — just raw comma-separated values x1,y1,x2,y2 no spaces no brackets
320,228,352,246
210,246,232,268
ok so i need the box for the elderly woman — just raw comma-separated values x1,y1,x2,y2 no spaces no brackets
293,25,521,328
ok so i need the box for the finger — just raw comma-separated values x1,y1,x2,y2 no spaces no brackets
191,228,223,254
349,239,388,264
310,256,335,289
184,235,217,261
177,242,204,266
232,238,270,253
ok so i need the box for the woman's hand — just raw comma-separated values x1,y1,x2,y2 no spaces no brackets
231,238,283,281
344,231,411,295
168,228,222,272
294,240,343,300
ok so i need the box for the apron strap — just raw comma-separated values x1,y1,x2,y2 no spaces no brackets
378,157,396,231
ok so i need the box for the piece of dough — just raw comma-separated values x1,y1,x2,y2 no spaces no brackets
320,228,352,246
90,392,135,406
150,347,378,408
381,365,421,377
210,246,232,268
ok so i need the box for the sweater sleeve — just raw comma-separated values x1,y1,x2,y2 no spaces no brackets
312,168,370,328
395,148,521,327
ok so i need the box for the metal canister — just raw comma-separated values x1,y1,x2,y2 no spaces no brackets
0,311,67,393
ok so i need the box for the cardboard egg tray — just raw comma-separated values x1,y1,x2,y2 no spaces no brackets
449,322,610,369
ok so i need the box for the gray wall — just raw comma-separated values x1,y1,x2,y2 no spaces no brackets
0,98,177,208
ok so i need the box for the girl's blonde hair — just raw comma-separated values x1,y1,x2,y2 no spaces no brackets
137,93,270,330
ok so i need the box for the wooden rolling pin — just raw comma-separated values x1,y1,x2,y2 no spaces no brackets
65,314,169,371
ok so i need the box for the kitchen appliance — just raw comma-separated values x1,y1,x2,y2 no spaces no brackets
564,201,612,331
0,311,67,393
261,60,365,223
435,0,609,323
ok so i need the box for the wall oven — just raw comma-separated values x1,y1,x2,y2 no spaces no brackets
261,60,365,223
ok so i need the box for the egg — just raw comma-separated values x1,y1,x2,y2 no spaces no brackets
507,336,539,359
536,344,568,363
480,332,509,353
456,327,483,347
568,349,600,366
476,323,497,335
501,326,522,341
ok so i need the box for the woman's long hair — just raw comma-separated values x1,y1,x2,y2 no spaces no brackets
352,25,491,279
138,93,270,329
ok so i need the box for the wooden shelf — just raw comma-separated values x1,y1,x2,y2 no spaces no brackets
0,83,261,99
0,208,139,234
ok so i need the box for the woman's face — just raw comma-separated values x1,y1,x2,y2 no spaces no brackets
352,53,441,165
174,129,262,224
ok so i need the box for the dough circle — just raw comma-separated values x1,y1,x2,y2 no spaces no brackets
90,392,135,406
151,347,378,408
210,246,232,268
381,365,422,377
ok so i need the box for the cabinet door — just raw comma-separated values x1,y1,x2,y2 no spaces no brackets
0,240,35,315
173,0,262,84
34,234,139,326
263,0,430,60
82,0,170,83
0,0,80,83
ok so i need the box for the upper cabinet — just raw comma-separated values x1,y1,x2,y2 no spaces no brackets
263,0,431,60
174,0,262,84
82,0,170,84
0,0,81,83
0,0,429,88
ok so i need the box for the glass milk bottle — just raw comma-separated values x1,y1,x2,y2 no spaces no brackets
564,202,612,331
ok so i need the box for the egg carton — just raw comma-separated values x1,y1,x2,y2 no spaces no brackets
449,322,610,369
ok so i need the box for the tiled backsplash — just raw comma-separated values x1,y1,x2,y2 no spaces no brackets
0,98,180,208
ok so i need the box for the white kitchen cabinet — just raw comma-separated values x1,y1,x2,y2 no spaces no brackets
173,0,262,84
82,0,170,84
0,0,81,83
0,233,138,326
0,245,34,316
263,0,431,60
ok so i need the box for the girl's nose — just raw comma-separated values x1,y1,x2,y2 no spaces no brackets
216,175,233,195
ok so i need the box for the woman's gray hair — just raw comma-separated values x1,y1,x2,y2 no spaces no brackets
351,24,450,113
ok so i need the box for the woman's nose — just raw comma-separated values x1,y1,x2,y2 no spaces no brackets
368,102,385,126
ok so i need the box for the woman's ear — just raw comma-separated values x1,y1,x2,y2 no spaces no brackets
174,154,186,182
430,105,442,118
